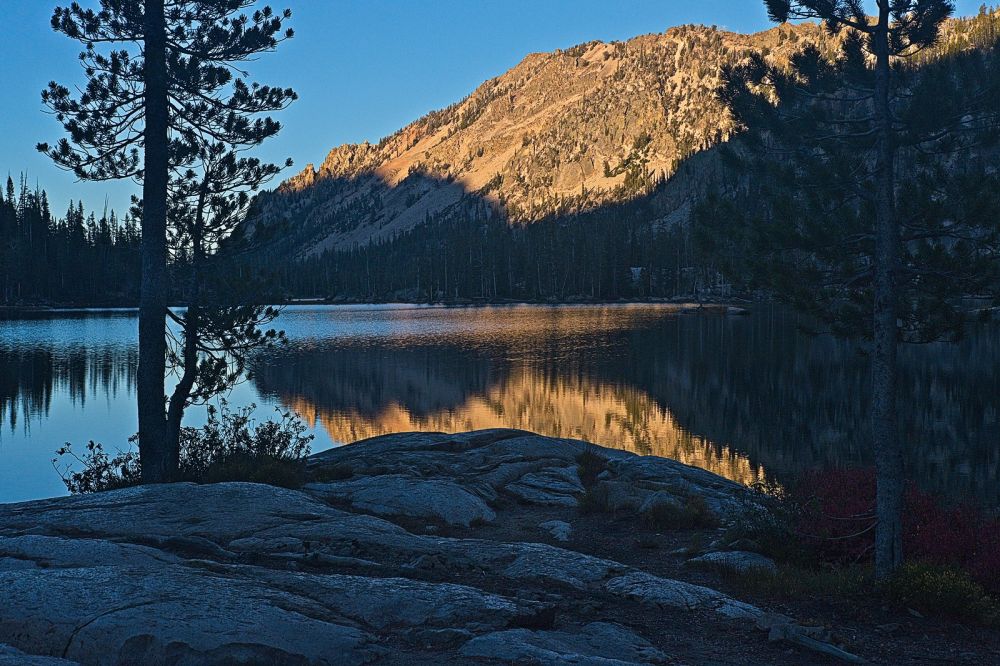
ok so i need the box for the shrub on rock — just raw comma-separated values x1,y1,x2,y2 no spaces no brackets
55,401,313,493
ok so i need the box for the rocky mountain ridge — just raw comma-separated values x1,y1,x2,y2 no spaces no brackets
250,10,998,265
251,22,843,255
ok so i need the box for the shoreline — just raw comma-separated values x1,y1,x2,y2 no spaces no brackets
0,298,753,316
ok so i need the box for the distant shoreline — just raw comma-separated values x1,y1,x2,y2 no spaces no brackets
0,298,753,316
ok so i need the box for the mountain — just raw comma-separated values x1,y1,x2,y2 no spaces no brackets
250,22,844,255
248,10,999,300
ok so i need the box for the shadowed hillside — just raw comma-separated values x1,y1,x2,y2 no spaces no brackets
245,9,999,303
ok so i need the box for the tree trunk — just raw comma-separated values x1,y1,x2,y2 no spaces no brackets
138,0,172,483
166,307,199,456
871,8,904,580
165,177,209,455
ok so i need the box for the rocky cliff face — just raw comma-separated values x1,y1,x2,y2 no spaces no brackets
250,22,841,256
249,11,997,262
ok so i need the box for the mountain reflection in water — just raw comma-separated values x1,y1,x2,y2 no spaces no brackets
249,305,1000,504
281,368,764,487
2,305,998,504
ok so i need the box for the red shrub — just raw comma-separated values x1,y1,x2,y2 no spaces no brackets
968,526,1000,596
788,467,1000,593
904,487,980,567
790,468,878,563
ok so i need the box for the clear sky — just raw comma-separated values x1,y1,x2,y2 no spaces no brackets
0,0,987,217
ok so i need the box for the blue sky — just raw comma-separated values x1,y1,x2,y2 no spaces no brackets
0,0,987,216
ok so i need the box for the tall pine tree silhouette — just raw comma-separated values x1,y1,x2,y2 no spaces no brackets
39,0,295,482
699,2,1000,578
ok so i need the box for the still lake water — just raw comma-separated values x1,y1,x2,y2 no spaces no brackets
1,304,998,505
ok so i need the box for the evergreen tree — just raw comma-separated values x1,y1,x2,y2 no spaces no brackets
165,140,290,454
0,175,140,305
696,0,999,578
39,0,295,482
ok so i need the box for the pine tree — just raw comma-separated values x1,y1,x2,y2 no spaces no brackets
39,1,296,482
164,140,290,454
698,0,1000,578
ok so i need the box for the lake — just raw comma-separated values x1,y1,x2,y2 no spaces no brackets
1,303,998,505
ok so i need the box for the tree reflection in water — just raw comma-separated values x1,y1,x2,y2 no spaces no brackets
3,305,998,504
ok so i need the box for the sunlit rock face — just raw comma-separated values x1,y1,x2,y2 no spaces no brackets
249,9,1000,262
248,23,847,256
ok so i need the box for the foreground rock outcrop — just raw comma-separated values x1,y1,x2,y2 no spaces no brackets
0,429,856,665
304,428,746,521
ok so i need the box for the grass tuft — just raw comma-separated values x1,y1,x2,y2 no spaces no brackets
641,495,719,530
576,447,609,488
720,563,873,601
578,483,611,515
886,563,1000,626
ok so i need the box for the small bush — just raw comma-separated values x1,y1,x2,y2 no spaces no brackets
56,401,314,493
717,469,1000,625
722,564,873,601
790,468,1000,593
790,468,879,564
178,402,313,488
312,463,355,483
641,495,719,530
682,494,720,528
194,451,307,488
576,447,609,488
577,482,611,515
53,441,142,494
969,543,1000,598
886,563,999,626
682,532,709,556
723,479,808,564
